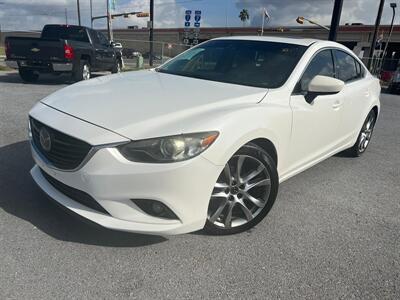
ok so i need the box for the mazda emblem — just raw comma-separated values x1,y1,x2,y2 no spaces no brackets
39,127,52,152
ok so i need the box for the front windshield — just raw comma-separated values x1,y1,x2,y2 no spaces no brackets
157,40,307,88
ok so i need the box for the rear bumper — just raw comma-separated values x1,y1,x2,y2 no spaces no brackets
5,60,73,72
5,60,18,69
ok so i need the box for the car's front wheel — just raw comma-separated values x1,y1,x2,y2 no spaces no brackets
111,59,122,73
204,143,279,235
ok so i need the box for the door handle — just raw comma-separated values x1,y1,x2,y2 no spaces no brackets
332,100,342,109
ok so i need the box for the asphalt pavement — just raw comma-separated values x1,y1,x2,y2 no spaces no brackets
0,71,399,299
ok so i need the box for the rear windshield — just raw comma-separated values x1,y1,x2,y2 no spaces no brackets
157,40,307,88
41,25,89,43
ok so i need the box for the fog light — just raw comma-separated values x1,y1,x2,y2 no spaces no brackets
132,199,179,220
151,202,164,214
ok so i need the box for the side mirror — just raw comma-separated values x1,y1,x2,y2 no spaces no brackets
305,75,344,103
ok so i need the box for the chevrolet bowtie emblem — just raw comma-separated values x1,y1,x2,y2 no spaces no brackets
31,48,40,52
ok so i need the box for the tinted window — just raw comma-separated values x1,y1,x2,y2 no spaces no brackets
297,49,335,92
89,29,100,45
157,40,307,88
335,50,358,82
41,25,89,43
97,32,109,46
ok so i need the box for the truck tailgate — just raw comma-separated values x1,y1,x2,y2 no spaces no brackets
6,37,65,61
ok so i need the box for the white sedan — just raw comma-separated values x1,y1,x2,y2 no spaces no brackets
29,36,380,235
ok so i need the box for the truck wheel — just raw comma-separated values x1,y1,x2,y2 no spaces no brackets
19,69,39,83
111,59,122,74
73,60,91,81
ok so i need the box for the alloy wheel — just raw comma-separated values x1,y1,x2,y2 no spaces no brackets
358,112,376,153
83,64,91,80
207,154,271,229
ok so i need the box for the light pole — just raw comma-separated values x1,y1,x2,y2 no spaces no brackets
106,0,113,41
261,9,270,36
328,0,343,41
76,0,81,26
149,0,154,66
380,2,397,73
368,0,385,69
0,2,4,47
65,8,68,25
90,0,93,28
296,16,330,31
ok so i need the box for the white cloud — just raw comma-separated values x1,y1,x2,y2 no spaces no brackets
0,0,187,31
235,0,397,27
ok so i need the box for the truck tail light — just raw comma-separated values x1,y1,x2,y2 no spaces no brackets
64,44,74,60
5,41,11,59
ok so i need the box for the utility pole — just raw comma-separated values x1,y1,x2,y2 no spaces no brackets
328,0,343,41
379,2,397,73
149,0,154,66
106,0,113,41
90,0,93,28
76,0,81,26
65,8,68,25
368,0,385,69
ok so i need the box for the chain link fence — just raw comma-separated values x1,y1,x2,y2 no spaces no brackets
362,57,400,87
113,38,191,69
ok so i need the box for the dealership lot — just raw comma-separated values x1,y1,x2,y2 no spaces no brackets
0,71,399,299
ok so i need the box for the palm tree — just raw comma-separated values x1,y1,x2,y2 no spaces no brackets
239,9,250,27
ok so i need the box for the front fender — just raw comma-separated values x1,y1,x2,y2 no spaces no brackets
200,103,292,176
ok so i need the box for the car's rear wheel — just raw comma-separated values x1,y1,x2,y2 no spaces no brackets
19,68,39,83
348,109,377,157
73,60,91,81
204,144,279,235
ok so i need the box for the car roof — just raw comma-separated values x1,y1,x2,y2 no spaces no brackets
213,35,323,47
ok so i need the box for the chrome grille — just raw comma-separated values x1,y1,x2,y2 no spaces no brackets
30,117,92,170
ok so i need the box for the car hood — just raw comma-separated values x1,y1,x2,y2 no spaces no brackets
41,70,268,140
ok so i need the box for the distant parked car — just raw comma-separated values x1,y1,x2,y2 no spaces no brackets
5,24,123,82
111,42,123,49
388,67,400,94
142,52,162,60
122,48,141,59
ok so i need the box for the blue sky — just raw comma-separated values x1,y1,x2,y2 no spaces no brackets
0,0,398,32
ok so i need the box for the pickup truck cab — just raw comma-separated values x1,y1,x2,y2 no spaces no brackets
5,24,123,82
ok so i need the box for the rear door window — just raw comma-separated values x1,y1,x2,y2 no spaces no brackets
41,25,89,43
334,50,358,82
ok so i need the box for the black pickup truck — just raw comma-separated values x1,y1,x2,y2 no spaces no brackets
5,24,123,82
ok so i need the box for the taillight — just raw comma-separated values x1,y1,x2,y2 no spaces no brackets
64,44,74,60
5,41,11,59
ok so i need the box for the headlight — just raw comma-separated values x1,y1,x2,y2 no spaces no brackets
117,131,219,163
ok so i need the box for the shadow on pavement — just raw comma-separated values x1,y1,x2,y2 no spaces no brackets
0,141,167,247
0,71,105,85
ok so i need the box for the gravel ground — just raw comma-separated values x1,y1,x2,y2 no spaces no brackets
0,71,399,299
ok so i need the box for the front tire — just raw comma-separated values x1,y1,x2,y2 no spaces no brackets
19,68,39,83
111,59,122,73
348,109,377,157
204,144,279,235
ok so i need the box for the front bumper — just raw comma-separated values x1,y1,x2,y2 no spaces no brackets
30,141,221,235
